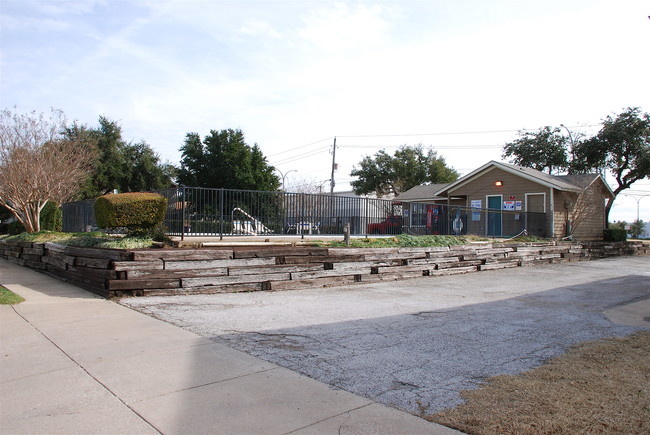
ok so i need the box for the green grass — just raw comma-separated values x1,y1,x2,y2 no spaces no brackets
315,233,550,248
498,235,548,243
3,231,551,250
318,234,477,248
0,285,25,305
4,231,158,249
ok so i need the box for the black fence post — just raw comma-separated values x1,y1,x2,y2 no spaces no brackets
365,197,369,238
219,188,224,240
301,193,305,240
181,186,186,241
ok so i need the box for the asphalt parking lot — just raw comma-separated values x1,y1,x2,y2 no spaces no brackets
122,256,650,415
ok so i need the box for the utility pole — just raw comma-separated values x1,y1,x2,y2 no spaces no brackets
330,136,337,194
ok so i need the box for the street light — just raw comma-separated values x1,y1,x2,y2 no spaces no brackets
318,179,331,194
559,124,575,148
276,169,297,191
624,194,649,224
560,123,578,167
621,193,649,238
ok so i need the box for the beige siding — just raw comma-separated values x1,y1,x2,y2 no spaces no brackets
552,186,607,240
448,198,467,207
449,168,552,236
552,190,568,239
402,167,609,240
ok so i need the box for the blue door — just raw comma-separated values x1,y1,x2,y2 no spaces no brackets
487,196,502,237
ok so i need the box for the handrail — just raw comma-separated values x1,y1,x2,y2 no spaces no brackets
231,207,273,235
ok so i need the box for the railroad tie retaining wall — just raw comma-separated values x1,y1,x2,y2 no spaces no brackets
0,240,648,298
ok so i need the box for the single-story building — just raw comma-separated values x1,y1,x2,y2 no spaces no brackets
395,161,614,240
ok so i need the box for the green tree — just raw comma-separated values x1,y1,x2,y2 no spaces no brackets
571,107,650,224
177,129,280,190
123,142,177,193
502,126,570,174
350,145,458,197
250,144,279,191
177,133,203,187
610,220,627,230
68,116,175,198
629,219,645,239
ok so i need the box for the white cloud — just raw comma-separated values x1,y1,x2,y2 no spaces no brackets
0,14,70,31
239,18,282,40
297,2,393,54
38,0,108,16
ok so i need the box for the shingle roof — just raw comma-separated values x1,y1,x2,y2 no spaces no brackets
398,161,613,201
439,161,610,195
499,163,580,190
556,173,600,188
394,184,450,201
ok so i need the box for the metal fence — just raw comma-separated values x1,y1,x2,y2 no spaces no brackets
62,187,547,239
62,199,97,233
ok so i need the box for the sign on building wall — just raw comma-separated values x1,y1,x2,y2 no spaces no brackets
471,200,481,221
503,200,515,211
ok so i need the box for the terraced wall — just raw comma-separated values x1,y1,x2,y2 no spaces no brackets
1,240,648,298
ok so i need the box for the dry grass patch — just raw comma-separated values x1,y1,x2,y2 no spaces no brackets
427,331,650,434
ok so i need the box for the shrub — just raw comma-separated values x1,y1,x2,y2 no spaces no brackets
8,221,25,235
0,202,60,235
603,228,627,242
94,193,167,236
40,201,63,231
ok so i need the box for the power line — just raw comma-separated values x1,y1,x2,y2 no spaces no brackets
339,144,504,150
266,136,334,158
270,145,330,166
335,125,599,139
267,124,601,167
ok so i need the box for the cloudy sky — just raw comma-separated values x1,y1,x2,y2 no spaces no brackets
1,0,649,221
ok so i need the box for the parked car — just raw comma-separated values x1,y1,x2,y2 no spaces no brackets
367,215,402,234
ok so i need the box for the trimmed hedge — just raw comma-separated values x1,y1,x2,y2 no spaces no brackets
94,193,167,233
603,228,627,242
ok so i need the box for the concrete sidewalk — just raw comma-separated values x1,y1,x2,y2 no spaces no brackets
0,259,459,435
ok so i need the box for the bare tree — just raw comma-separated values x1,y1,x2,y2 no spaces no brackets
560,176,605,239
0,108,97,232
284,176,329,195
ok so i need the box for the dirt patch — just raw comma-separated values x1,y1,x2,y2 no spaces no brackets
427,331,650,434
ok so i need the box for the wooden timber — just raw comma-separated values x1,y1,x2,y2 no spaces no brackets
0,239,647,298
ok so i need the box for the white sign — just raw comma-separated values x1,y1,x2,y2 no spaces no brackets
471,200,481,221
503,200,515,211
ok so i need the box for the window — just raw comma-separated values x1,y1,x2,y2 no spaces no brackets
411,203,428,226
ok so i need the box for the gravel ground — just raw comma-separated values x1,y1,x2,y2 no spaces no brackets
122,256,650,414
